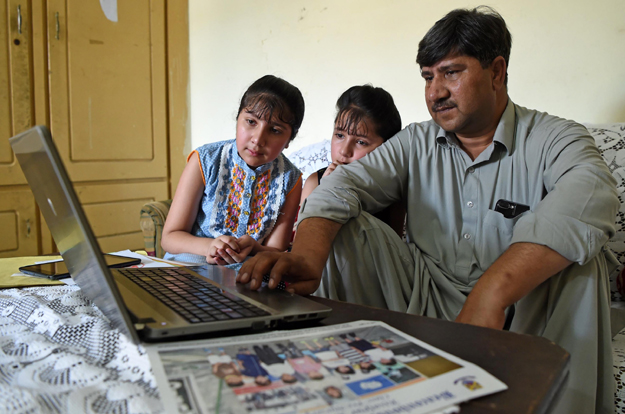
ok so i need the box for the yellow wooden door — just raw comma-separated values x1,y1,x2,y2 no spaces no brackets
46,0,168,182
0,1,188,257
74,182,168,253
0,188,39,258
0,0,33,186
0,0,40,257
42,0,170,253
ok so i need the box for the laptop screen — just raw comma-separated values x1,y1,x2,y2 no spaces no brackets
10,126,139,343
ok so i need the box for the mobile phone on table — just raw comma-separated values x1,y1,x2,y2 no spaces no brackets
19,254,142,280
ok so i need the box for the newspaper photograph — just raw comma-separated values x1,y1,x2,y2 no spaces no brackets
147,320,507,414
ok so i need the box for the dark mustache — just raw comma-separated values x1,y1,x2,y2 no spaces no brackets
432,100,456,112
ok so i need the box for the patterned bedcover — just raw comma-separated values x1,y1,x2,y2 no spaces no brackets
0,285,161,414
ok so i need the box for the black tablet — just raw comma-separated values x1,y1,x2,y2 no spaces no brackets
19,254,142,280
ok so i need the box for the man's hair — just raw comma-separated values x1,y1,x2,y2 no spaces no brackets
416,6,512,85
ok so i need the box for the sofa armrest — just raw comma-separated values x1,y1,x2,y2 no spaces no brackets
139,200,172,258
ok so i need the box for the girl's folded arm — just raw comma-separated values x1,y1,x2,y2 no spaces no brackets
258,175,303,253
300,171,319,204
161,151,215,256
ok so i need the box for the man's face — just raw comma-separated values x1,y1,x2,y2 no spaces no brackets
421,54,499,139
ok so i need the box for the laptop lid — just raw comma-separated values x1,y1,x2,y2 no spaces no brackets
10,126,140,343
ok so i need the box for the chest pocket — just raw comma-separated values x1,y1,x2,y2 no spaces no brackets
478,209,528,269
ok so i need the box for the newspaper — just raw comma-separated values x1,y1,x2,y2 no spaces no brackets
147,320,506,414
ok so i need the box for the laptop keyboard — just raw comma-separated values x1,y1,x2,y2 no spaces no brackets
119,268,270,323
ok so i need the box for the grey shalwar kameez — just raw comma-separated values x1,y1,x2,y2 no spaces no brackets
298,101,619,414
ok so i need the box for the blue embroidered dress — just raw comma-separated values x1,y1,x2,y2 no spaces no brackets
164,139,301,267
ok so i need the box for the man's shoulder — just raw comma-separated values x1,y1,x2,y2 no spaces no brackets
403,119,440,135
513,103,587,137
393,120,441,149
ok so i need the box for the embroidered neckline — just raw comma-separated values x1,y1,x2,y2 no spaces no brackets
230,141,274,175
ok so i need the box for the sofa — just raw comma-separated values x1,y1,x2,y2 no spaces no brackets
140,122,625,411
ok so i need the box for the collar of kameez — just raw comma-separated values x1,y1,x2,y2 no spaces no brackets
435,98,516,154
231,140,274,176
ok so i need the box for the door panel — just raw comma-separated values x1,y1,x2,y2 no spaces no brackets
67,2,153,161
0,0,33,186
73,181,168,253
0,188,39,257
48,0,168,182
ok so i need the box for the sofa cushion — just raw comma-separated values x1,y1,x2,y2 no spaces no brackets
139,200,172,258
586,124,625,300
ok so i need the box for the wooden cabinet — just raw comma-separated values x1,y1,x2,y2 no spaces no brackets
0,0,38,257
47,0,168,182
74,181,169,253
0,188,39,258
0,0,33,186
0,0,189,257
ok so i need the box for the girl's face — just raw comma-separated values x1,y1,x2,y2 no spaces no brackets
236,109,292,168
331,118,384,165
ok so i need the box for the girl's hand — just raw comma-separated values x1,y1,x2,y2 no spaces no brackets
220,236,256,264
207,236,241,265
232,235,258,260
322,162,340,178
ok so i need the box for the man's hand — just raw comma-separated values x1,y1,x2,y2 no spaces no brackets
455,290,507,329
455,242,572,329
236,251,323,294
237,217,343,294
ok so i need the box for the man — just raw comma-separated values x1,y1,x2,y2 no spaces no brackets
238,7,618,413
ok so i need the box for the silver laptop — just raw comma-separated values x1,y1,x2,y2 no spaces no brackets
10,125,331,344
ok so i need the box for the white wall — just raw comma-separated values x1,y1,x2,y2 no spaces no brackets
189,0,625,154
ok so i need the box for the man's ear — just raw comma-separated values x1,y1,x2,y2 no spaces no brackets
490,56,507,90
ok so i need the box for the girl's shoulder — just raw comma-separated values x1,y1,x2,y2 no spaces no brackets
193,140,236,181
194,139,236,168
279,153,302,176
195,139,235,158
301,170,320,201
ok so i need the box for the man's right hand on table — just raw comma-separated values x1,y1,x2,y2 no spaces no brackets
237,217,342,294
236,251,322,294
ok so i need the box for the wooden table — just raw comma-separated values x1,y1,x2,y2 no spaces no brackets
307,297,569,414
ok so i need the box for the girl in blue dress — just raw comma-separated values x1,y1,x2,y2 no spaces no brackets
162,75,304,268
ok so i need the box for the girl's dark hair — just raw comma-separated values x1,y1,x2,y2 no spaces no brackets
416,6,511,85
237,75,305,140
334,85,401,142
